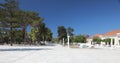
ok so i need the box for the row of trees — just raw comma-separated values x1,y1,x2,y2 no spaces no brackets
57,26,88,44
29,21,52,45
57,26,111,45
0,0,52,46
73,35,86,43
57,26,74,43
93,37,111,45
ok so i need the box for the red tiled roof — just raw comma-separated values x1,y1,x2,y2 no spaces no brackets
94,30,120,37
104,30,120,36
94,34,103,37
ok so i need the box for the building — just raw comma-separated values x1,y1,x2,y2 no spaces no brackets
86,37,92,43
94,30,120,46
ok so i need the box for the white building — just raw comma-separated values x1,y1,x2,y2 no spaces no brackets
94,30,120,46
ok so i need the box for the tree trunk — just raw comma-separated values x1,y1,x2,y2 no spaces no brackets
23,27,26,45
42,35,45,45
10,23,13,46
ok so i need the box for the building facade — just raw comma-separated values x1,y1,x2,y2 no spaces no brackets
94,30,120,46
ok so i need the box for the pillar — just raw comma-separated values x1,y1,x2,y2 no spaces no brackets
111,38,113,46
67,36,70,48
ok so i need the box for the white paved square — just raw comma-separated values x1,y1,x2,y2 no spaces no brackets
0,45,120,63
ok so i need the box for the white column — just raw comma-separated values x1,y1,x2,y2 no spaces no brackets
111,38,113,46
67,36,70,48
91,41,92,45
107,42,109,46
115,37,119,46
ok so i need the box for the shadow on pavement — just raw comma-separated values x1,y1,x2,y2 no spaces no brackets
0,48,52,51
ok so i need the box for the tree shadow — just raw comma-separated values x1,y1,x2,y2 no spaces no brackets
45,44,57,46
0,48,52,51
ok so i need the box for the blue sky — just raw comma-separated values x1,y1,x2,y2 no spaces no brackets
1,0,120,37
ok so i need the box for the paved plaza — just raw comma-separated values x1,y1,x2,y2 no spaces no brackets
0,44,120,63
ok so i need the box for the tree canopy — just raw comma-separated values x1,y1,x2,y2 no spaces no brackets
0,0,53,45
57,26,67,41
73,35,86,43
103,38,111,43
93,37,101,44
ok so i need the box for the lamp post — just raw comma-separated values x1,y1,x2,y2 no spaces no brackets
67,35,70,48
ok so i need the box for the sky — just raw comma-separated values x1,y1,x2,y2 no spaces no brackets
1,0,120,37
